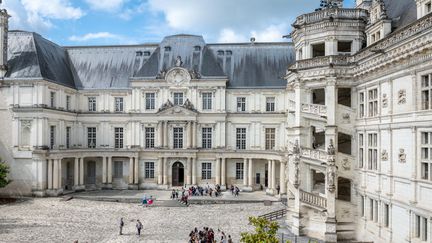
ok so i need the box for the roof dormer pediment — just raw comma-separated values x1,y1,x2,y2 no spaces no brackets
157,99,198,116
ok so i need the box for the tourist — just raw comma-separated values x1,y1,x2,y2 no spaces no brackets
235,186,240,197
175,189,179,199
227,235,233,243
276,184,280,194
147,196,153,207
171,189,176,199
230,185,234,195
221,231,227,243
136,219,143,236
119,218,124,235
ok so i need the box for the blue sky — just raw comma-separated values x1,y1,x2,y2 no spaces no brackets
3,0,356,46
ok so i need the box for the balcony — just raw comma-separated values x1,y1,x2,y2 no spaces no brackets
300,189,327,210
288,55,352,71
301,103,327,117
293,8,368,28
301,147,327,163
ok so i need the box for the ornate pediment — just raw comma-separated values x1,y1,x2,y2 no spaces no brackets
156,56,201,82
157,99,197,115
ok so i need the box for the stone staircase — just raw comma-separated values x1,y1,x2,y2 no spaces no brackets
337,222,356,241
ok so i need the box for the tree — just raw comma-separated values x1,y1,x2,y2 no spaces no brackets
0,158,10,188
240,216,280,243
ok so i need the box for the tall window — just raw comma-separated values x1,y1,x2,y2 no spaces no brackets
114,127,123,149
367,133,378,170
146,93,155,110
66,127,71,149
359,133,364,168
414,214,428,241
145,162,155,179
88,97,96,112
145,127,155,149
237,97,246,112
421,73,432,110
50,92,56,108
265,128,276,150
114,161,123,178
173,127,183,149
266,97,275,112
421,132,432,180
202,127,212,149
359,92,365,118
236,128,246,150
383,203,390,227
66,95,71,111
114,97,124,112
368,89,378,117
173,92,184,106
50,126,55,149
87,127,96,148
236,162,244,180
201,162,211,180
202,92,212,110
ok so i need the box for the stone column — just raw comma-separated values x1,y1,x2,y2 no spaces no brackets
74,157,79,186
134,156,139,184
80,158,84,185
158,157,163,185
107,157,112,184
271,160,276,190
248,158,254,188
164,121,168,147
192,157,197,185
157,121,163,147
186,121,191,148
48,159,53,190
129,157,134,184
216,158,221,185
102,157,107,184
221,158,226,187
192,122,197,148
280,160,287,194
53,159,59,189
163,157,168,185
243,158,248,186
267,160,272,189
186,157,192,185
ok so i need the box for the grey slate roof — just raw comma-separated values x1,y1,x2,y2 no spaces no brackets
384,0,417,30
7,31,75,88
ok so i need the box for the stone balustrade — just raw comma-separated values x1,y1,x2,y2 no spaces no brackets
301,103,327,117
300,189,327,209
293,8,367,27
289,55,351,71
301,147,327,162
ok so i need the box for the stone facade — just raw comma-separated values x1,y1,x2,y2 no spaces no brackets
0,0,432,242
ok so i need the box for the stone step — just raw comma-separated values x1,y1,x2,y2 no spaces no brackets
337,229,355,241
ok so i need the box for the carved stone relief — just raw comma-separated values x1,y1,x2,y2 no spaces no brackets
398,90,406,105
382,93,388,108
381,150,388,161
398,149,406,163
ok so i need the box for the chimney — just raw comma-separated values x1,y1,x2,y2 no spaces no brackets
0,7,10,78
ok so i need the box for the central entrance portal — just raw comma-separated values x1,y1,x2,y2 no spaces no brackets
172,161,185,186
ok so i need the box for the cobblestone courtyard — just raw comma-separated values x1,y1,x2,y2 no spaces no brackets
0,198,284,243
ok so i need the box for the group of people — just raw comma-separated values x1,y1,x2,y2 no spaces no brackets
119,218,143,236
188,227,233,243
141,194,154,207
228,185,240,196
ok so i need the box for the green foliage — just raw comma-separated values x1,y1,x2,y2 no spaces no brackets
0,158,10,188
240,216,280,243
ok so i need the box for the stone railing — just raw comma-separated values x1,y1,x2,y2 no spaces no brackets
289,55,352,71
301,147,327,162
300,190,327,209
301,103,327,117
293,8,368,27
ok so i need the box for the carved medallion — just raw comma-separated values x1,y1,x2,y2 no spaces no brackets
398,90,406,105
165,67,191,86
382,94,388,108
398,149,406,163
381,150,388,161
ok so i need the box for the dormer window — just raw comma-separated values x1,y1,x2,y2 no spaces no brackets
426,2,432,14
217,50,225,56
136,51,143,56
144,51,151,56
226,50,232,56
194,46,201,52
164,46,171,52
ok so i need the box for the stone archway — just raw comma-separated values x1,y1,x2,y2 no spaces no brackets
172,161,185,186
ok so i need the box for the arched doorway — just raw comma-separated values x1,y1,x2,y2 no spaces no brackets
172,161,184,186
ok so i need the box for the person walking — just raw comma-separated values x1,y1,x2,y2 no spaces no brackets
227,235,233,243
119,218,124,235
276,184,280,195
136,219,143,236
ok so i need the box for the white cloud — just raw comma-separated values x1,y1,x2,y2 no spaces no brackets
84,0,129,12
69,32,122,42
146,0,317,43
4,0,83,32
